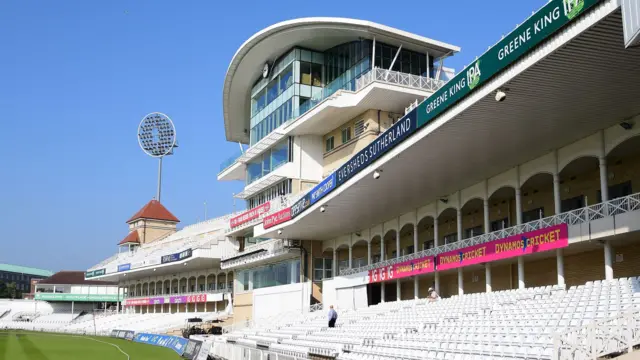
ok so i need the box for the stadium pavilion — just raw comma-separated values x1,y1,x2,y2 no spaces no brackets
216,0,640,318
80,0,640,344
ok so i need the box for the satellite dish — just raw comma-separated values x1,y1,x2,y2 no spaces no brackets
137,112,177,202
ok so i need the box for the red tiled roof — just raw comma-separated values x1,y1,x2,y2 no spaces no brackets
39,271,116,285
118,231,140,245
126,200,179,223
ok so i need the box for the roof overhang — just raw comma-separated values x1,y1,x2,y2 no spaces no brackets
223,17,460,143
256,2,640,240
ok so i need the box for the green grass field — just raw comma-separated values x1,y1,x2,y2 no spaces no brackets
0,331,183,360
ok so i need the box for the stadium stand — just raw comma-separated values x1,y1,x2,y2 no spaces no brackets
0,299,227,335
211,277,640,360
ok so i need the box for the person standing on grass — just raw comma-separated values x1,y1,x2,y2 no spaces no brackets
327,305,338,328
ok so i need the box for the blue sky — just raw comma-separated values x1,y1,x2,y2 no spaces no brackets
0,0,546,272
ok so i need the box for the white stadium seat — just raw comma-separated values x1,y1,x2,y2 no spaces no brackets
212,277,640,360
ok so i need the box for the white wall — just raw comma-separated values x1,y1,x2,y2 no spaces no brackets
252,281,312,322
295,135,324,182
322,271,369,311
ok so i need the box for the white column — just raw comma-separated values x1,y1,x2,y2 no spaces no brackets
348,245,353,269
380,238,385,262
485,263,492,293
456,209,463,242
518,257,525,289
553,173,561,215
457,268,464,295
433,218,439,247
604,241,613,280
483,198,490,234
413,222,418,253
515,188,523,225
333,249,338,276
457,192,463,241
396,280,401,301
556,249,565,286
599,156,608,202
367,241,372,265
381,283,385,303
434,272,440,294
414,277,419,299
396,228,400,258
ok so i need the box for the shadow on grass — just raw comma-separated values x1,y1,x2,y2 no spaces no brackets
16,334,50,360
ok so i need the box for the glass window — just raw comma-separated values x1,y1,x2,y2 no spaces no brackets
406,245,414,254
270,140,288,170
341,127,351,143
443,233,458,244
325,136,334,152
311,63,323,86
300,62,312,85
314,258,326,281
522,208,544,223
561,195,584,212
279,64,293,95
354,120,365,137
266,78,279,103
464,226,483,239
491,218,508,232
324,258,333,279
424,240,435,250
247,161,262,184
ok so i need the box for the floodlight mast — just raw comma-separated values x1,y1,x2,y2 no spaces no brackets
137,112,177,203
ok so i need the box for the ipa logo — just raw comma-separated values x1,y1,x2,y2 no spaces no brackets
563,0,584,20
466,60,481,90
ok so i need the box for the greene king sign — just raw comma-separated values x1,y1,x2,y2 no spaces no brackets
419,0,599,127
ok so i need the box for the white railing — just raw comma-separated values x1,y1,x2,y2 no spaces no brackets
356,67,445,92
341,192,640,276
220,239,299,270
553,309,640,360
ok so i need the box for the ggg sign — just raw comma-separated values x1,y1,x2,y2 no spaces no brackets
368,256,435,284
437,224,568,271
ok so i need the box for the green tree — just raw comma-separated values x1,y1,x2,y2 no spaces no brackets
0,281,21,299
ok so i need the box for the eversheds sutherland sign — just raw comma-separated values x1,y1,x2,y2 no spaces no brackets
268,0,599,226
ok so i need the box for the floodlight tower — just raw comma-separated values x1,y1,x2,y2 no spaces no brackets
137,112,177,203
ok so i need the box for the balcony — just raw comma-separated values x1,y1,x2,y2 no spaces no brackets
340,192,640,276
220,238,300,270
124,288,232,300
218,67,445,178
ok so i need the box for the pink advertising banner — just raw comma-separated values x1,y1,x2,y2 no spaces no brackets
368,256,435,284
436,223,568,271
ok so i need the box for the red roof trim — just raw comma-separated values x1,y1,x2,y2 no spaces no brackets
126,200,179,223
118,231,140,245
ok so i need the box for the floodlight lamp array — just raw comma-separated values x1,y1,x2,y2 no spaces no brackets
137,112,176,158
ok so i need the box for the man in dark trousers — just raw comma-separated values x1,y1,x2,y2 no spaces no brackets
327,305,337,328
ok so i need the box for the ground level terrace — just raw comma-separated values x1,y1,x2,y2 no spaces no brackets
313,122,640,301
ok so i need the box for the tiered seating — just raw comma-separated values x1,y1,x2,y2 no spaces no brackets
87,213,234,273
214,277,640,360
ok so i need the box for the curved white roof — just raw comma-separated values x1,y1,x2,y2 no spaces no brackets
223,17,460,143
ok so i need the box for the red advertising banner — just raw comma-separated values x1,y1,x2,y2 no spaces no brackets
263,208,292,229
437,223,568,271
230,202,271,228
186,294,207,303
368,256,435,284
125,298,149,306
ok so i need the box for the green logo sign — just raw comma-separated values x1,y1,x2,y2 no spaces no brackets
417,0,599,128
35,293,122,302
85,268,106,279
564,0,585,20
466,60,482,90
